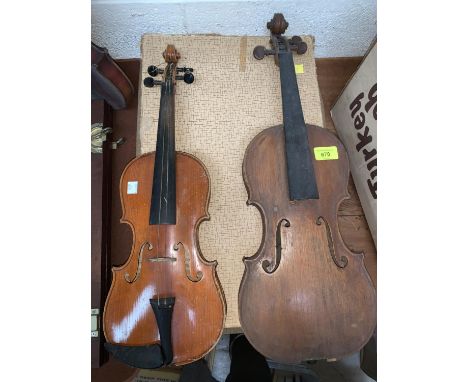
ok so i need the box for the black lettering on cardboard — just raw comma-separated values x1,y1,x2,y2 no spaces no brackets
354,112,365,130
370,169,377,180
365,83,377,120
367,179,377,199
349,92,364,119
366,158,377,171
356,126,372,152
363,148,377,162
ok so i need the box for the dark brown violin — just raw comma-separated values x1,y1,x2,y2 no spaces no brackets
238,14,376,363
103,45,226,368
91,42,134,110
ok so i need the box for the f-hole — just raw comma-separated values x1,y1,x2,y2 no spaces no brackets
262,218,290,274
316,216,348,268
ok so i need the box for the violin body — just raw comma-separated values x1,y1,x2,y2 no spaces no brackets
239,124,376,362
103,151,225,365
91,42,134,110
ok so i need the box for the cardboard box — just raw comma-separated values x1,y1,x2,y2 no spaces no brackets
331,41,377,245
123,368,181,382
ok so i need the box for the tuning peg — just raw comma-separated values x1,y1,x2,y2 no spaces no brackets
290,36,302,44
295,41,307,55
176,71,195,84
147,65,158,77
144,77,162,87
177,67,194,73
289,36,307,55
183,71,194,84
253,45,275,60
253,46,265,60
147,65,164,77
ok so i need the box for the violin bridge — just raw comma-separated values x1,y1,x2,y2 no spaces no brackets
147,257,176,263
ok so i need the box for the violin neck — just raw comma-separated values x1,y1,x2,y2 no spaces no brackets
149,78,177,225
278,51,319,200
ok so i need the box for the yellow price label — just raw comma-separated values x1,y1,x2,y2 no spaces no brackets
295,64,304,74
313,146,339,160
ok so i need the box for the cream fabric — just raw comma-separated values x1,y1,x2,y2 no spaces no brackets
138,34,323,330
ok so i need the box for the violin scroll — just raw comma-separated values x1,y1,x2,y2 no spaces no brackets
267,13,289,35
163,44,181,63
253,13,307,65
144,45,195,87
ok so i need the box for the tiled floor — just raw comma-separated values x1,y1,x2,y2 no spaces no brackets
210,335,231,382
311,353,374,382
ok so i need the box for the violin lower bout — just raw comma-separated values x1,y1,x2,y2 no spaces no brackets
103,152,226,366
239,125,376,362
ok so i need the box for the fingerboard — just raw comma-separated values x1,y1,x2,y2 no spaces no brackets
279,51,319,200
149,75,176,225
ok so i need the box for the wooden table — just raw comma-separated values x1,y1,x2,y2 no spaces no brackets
92,56,376,381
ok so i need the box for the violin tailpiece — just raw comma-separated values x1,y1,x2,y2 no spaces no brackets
104,297,176,369
151,297,176,365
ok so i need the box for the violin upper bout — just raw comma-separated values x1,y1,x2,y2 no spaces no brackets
119,152,155,225
175,152,211,225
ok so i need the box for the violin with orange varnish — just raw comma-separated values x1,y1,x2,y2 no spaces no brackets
103,45,226,369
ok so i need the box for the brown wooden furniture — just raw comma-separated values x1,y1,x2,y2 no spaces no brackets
91,99,113,368
91,44,135,368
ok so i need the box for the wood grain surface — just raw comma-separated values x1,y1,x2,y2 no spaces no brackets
103,151,226,366
91,100,112,368
239,124,376,362
92,59,140,382
316,57,377,288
